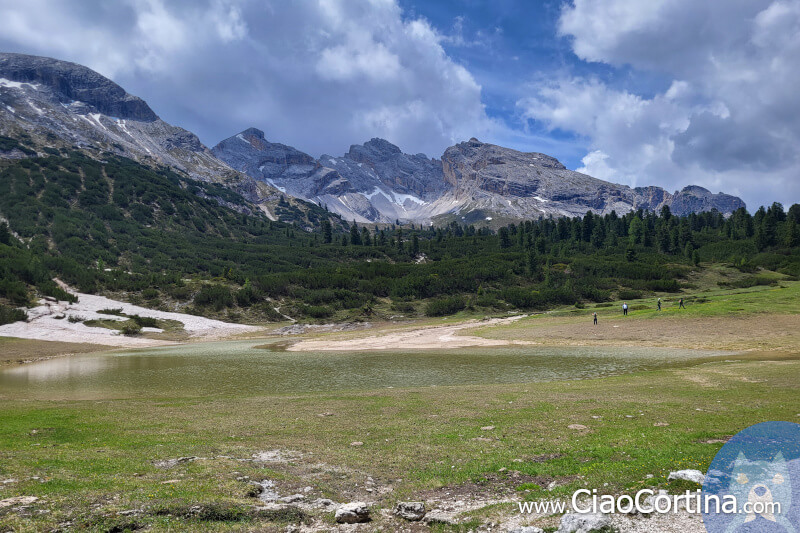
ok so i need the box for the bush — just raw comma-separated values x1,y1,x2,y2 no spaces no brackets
300,304,333,319
618,289,643,300
425,295,466,316
131,314,158,328
37,280,78,303
390,301,416,314
142,288,159,299
98,308,124,316
0,305,27,325
120,321,142,335
194,284,234,311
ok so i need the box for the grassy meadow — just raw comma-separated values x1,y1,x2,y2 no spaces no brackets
1,278,799,531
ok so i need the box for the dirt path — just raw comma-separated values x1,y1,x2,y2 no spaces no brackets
286,315,531,351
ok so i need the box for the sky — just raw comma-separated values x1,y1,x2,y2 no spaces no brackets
1,0,799,209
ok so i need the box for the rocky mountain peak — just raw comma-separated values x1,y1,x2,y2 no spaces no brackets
240,127,265,139
0,52,158,122
347,137,403,163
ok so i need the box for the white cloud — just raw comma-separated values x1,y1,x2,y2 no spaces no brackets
0,0,495,158
520,0,800,208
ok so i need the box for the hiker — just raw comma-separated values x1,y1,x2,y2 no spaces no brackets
657,298,662,311
622,302,628,316
679,298,686,309
593,312,598,325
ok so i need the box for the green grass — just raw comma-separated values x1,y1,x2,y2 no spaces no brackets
1,352,799,531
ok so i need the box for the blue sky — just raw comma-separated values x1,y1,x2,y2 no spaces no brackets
1,0,799,209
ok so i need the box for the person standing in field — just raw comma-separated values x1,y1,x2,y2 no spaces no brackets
679,298,686,309
657,298,662,311
593,312,598,325
622,302,628,316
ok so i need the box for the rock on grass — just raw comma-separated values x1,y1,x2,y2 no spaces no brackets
335,501,370,523
395,501,426,521
667,469,705,484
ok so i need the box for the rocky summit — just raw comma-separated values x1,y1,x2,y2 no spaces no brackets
214,130,746,224
0,52,274,204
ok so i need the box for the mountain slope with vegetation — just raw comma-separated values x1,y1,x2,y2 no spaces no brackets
1,141,798,325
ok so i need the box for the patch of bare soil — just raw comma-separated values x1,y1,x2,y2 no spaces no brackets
490,314,800,351
287,316,530,351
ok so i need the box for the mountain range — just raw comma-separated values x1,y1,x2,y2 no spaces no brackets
1,52,745,226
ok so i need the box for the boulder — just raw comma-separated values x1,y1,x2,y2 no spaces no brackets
395,501,426,521
557,512,614,533
667,469,705,485
509,527,545,533
335,501,371,524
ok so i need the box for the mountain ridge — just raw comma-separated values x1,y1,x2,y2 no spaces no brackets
213,129,746,224
0,52,746,226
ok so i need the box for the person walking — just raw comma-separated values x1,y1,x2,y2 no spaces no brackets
657,298,662,311
679,298,686,309
622,302,628,316
593,312,598,325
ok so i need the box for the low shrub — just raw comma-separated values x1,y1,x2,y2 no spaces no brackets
425,295,466,316
0,305,27,325
130,314,158,328
120,321,142,335
618,289,643,300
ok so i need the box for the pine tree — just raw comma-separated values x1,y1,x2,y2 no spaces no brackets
322,219,332,243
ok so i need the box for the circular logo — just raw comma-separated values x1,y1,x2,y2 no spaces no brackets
703,421,800,533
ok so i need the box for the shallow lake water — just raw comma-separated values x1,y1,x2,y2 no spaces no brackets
0,340,728,400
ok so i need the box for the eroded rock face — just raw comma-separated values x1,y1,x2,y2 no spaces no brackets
668,186,745,216
213,133,447,223
0,53,158,122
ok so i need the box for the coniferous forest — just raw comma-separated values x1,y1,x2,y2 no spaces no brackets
1,151,799,324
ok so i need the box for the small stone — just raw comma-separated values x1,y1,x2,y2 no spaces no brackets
395,501,426,521
335,501,371,523
318,412,334,417
625,415,634,419
509,527,544,533
556,512,612,532
481,425,496,431
279,494,304,503
161,479,181,484
313,498,336,508
350,441,364,447
654,422,669,427
590,415,601,419
568,424,588,430
668,469,705,485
